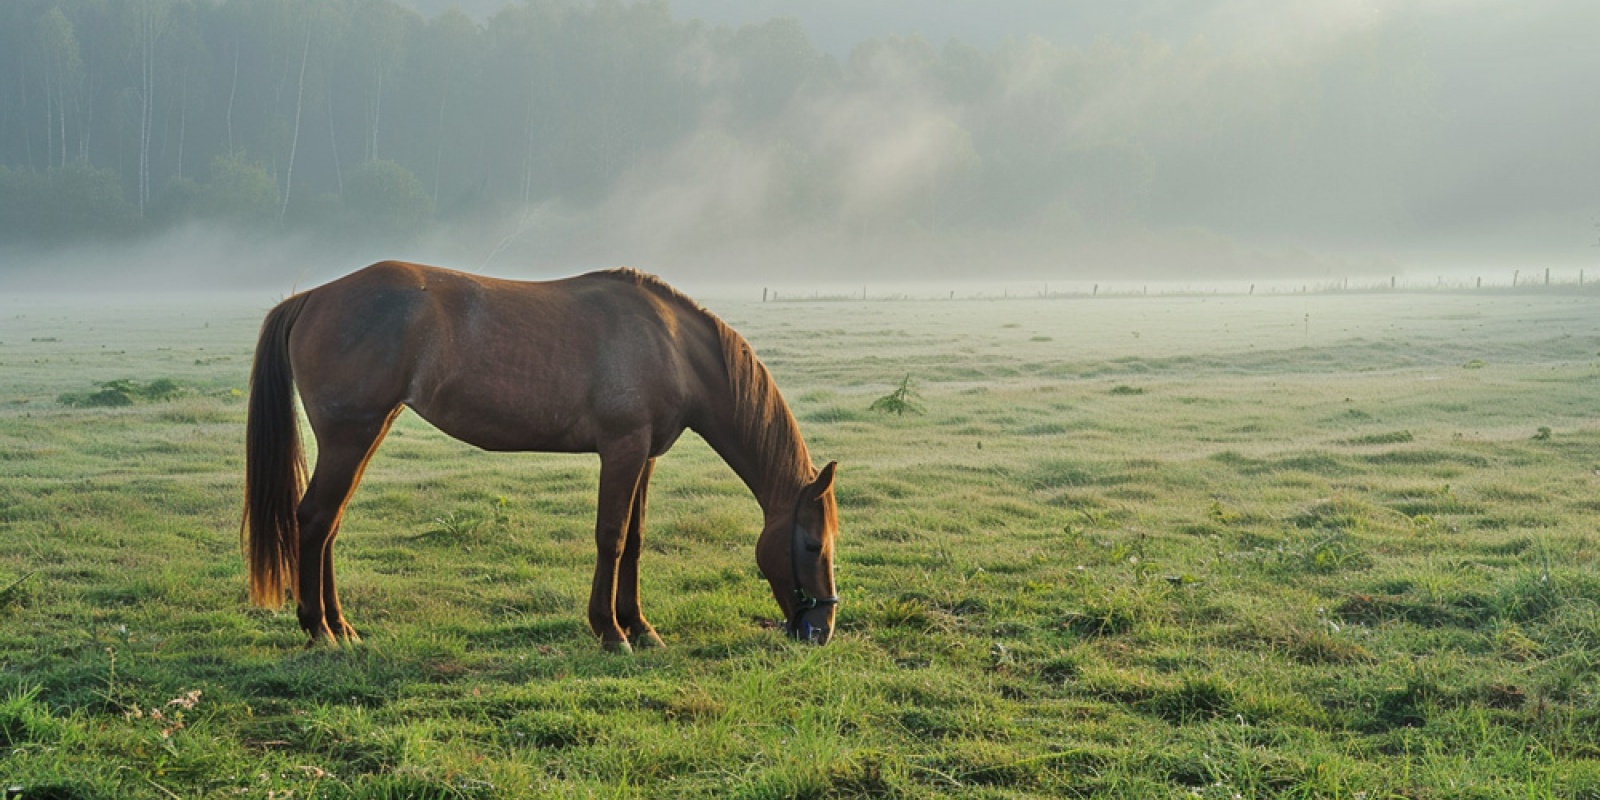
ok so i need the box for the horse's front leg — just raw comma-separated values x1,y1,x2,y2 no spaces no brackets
616,458,664,649
321,525,360,643
295,509,336,645
589,437,651,653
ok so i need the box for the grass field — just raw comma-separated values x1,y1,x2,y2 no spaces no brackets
3,284,1600,799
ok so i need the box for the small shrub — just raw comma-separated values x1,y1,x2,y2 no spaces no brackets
869,374,924,416
142,378,182,401
1109,385,1145,396
426,511,483,539
61,386,134,407
58,378,188,407
415,501,506,542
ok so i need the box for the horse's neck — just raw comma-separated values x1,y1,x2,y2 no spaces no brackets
694,379,813,518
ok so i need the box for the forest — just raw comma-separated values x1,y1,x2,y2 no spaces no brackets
2,0,1594,280
0,0,1459,270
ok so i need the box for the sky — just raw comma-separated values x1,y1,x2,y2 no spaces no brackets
407,0,1202,53
653,0,1197,54
363,0,1600,284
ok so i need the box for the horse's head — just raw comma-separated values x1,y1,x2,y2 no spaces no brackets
758,461,839,645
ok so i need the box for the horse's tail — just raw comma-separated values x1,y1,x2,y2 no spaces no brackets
241,292,311,609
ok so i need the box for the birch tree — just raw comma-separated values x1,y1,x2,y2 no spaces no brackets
33,8,84,169
131,0,170,215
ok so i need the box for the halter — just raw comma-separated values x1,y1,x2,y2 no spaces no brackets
788,522,839,642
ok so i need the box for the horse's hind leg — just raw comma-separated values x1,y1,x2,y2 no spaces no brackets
616,458,664,649
296,410,398,645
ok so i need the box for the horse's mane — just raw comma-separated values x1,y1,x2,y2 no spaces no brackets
594,267,701,312
596,268,814,495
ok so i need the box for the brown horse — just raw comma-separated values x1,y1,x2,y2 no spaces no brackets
241,261,839,650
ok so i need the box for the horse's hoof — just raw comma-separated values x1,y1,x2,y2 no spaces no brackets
632,630,665,649
601,638,633,655
302,625,340,649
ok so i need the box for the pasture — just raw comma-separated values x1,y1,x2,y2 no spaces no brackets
2,284,1599,799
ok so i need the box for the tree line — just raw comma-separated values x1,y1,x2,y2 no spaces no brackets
3,0,690,242
1,0,1436,263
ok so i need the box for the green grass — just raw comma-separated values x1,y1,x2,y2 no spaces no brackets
3,288,1600,797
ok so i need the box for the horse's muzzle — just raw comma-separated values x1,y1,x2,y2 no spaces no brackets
787,602,836,645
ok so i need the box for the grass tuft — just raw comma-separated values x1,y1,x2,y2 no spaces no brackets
1342,430,1414,446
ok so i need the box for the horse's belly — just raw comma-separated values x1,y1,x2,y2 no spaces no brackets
405,383,599,453
401,321,689,456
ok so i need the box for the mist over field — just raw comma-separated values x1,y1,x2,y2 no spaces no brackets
11,4,1600,798
1,0,1596,290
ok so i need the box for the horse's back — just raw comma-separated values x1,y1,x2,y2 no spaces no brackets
289,262,702,454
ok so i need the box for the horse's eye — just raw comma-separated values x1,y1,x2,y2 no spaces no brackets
804,542,823,554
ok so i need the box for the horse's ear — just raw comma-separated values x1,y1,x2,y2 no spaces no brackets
809,461,838,497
